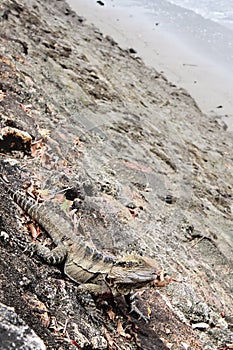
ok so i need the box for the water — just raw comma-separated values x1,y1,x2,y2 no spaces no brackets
114,0,233,70
169,0,233,30
115,0,233,30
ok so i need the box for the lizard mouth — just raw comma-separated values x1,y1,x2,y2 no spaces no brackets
154,271,172,287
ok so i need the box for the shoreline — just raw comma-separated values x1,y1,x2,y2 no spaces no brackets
67,0,233,132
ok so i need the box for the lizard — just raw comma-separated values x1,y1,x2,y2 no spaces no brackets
0,176,172,321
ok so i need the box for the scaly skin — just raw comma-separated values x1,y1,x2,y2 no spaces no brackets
1,178,171,320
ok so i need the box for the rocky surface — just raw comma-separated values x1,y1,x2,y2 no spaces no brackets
0,302,46,350
0,0,232,349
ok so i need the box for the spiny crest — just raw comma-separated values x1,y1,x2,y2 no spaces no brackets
115,254,160,270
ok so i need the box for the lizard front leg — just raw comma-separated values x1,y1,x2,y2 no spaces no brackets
126,291,150,323
29,243,68,264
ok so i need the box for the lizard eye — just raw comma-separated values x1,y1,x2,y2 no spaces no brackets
138,259,144,265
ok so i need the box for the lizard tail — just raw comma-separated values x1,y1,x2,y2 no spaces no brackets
0,175,39,218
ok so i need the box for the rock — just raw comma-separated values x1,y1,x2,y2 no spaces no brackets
129,47,137,54
192,322,210,330
0,302,46,350
0,127,32,154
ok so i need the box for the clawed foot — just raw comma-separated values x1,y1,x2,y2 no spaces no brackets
129,303,150,323
127,292,150,323
23,242,37,256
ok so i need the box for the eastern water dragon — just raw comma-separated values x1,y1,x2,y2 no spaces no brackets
1,176,172,321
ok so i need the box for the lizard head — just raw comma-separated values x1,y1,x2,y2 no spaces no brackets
107,254,171,296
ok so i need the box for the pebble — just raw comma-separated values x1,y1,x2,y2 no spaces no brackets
192,322,209,330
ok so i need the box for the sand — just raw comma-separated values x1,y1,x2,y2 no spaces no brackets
67,0,233,131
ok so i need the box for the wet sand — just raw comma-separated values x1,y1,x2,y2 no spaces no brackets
67,0,233,131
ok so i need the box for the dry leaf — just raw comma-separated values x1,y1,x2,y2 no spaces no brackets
25,297,50,328
103,328,115,347
38,128,51,139
19,103,32,113
54,193,66,202
31,139,47,160
70,339,81,349
107,309,116,321
74,137,82,147
37,188,49,197
25,184,40,200
117,320,131,339
0,90,6,101
147,305,152,317
28,222,41,239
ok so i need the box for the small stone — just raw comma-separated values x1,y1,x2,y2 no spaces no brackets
164,194,176,204
192,322,209,330
0,231,9,240
165,327,171,334
216,317,228,330
19,276,32,287
181,342,190,350
125,202,137,209
91,335,108,349
129,48,137,54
